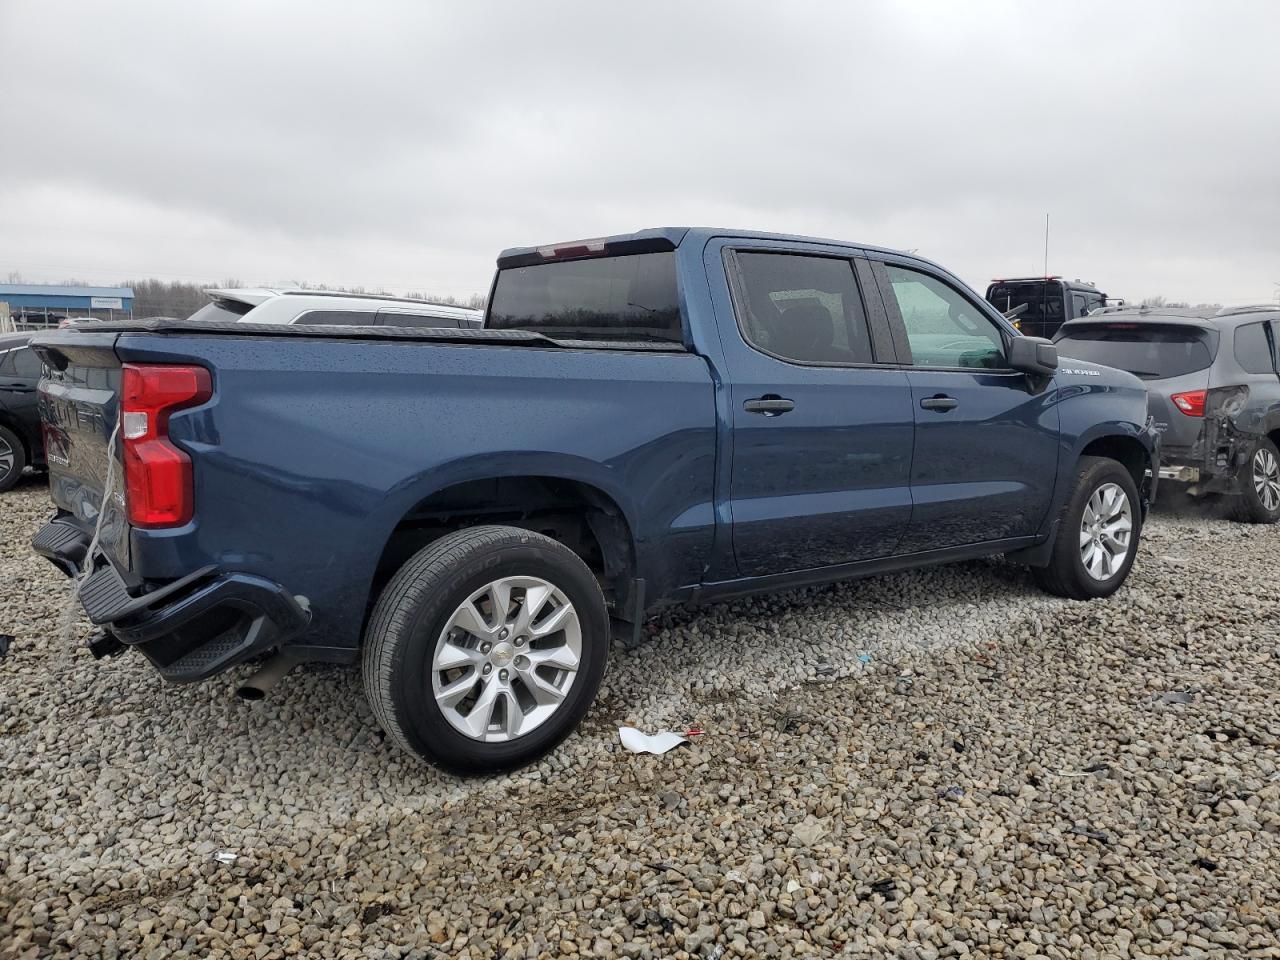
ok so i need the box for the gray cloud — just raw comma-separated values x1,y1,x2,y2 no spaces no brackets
2,0,1277,303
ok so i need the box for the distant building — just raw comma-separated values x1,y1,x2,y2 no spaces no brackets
0,283,134,331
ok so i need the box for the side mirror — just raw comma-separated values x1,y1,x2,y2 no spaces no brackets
1008,335,1058,377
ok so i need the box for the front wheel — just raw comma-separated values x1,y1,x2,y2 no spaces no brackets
362,525,609,774
1232,438,1280,524
1032,455,1142,600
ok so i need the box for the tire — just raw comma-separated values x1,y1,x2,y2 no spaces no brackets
362,525,609,774
0,425,27,493
1032,455,1142,600
1231,437,1280,524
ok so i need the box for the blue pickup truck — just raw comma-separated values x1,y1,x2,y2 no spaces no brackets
31,227,1158,772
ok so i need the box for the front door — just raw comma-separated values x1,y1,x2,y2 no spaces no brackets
710,244,916,577
872,258,1060,553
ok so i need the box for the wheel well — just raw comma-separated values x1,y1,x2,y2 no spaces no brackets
370,476,637,616
1080,435,1149,490
1267,428,1280,452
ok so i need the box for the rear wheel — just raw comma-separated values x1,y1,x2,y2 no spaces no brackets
0,425,26,493
362,525,609,774
1232,438,1280,524
1032,455,1141,600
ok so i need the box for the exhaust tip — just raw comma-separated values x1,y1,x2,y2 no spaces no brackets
234,651,299,702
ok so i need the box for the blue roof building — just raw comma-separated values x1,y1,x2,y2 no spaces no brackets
0,283,134,329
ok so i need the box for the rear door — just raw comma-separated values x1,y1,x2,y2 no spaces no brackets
873,258,1060,552
706,240,915,577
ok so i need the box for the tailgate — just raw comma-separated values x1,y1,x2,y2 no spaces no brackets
31,332,129,566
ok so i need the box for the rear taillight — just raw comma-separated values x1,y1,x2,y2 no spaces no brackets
1171,389,1206,417
120,364,212,527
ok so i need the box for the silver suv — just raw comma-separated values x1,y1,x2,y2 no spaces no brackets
188,288,483,329
1055,305,1280,522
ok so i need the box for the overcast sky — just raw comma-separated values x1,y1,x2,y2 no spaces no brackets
2,1,1278,305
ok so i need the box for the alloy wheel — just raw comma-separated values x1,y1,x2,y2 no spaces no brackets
1078,482,1133,581
1253,447,1280,512
430,576,582,742
0,435,14,479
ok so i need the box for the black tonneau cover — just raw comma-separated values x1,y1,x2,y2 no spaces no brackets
30,318,686,353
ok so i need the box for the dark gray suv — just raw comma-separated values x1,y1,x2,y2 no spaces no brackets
1055,305,1280,523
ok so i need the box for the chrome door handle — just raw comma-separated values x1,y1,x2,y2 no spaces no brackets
743,396,795,416
919,395,958,412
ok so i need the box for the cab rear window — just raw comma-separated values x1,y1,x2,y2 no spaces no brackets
487,252,682,343
1054,324,1216,380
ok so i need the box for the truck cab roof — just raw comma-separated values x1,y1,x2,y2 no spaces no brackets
497,226,916,268
991,276,1102,293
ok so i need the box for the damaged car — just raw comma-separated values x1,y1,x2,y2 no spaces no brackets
1055,305,1280,522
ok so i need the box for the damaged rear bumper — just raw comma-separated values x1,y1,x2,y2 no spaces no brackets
1161,430,1251,495
32,516,311,683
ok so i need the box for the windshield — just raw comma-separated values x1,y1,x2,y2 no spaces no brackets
1054,324,1216,379
487,252,682,342
987,281,1065,326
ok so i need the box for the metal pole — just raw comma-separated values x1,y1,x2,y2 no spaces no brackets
1043,213,1050,276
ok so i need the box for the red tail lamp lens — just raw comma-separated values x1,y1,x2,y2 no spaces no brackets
120,364,212,527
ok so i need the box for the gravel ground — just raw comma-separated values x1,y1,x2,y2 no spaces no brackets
3,477,1280,959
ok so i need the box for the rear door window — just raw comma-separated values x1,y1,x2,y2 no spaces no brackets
1054,325,1216,379
730,253,874,365
1234,322,1275,375
488,252,682,342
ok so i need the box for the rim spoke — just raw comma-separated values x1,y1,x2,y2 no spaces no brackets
435,640,481,671
436,668,479,709
1087,547,1105,578
500,689,524,738
518,666,568,706
1104,486,1122,520
486,581,513,629
525,644,580,672
452,601,493,639
513,582,554,636
460,680,502,738
530,603,576,638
